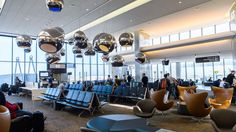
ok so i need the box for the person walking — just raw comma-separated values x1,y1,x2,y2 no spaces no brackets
141,73,148,88
226,70,235,86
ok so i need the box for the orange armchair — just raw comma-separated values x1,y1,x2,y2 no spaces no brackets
177,86,197,102
151,89,174,113
209,86,234,109
184,91,212,118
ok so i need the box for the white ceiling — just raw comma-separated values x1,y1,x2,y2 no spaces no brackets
0,0,217,39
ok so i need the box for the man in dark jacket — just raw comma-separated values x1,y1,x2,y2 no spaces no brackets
141,73,148,87
226,70,235,86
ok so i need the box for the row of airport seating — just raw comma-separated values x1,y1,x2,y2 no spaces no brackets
112,85,147,100
65,83,84,90
38,88,61,101
92,85,113,95
38,87,101,116
56,90,100,116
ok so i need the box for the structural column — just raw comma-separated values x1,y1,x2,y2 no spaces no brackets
134,31,141,81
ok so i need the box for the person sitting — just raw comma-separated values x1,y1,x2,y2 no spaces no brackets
189,79,196,86
58,83,66,98
208,77,213,82
219,77,230,88
212,79,221,87
106,75,113,85
0,92,32,119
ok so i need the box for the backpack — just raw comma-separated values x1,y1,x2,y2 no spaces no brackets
161,79,167,89
32,111,44,132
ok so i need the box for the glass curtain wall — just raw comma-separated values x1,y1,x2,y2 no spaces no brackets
0,35,114,85
140,59,233,83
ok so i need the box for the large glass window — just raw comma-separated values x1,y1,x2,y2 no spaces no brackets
170,34,179,42
180,62,186,80
0,62,12,85
186,62,194,80
216,23,230,33
158,64,163,79
171,63,176,78
203,26,215,36
224,59,233,76
0,37,12,61
153,37,160,45
191,29,201,38
161,35,169,44
195,63,203,84
151,64,157,81
180,31,190,40
204,62,213,82
214,60,224,80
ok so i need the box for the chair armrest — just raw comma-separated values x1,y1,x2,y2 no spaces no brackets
210,101,222,106
179,96,184,102
133,106,142,114
11,115,31,123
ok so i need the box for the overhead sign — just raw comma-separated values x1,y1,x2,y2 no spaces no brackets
195,56,220,63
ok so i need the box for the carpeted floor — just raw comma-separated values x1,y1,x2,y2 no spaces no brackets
6,94,236,132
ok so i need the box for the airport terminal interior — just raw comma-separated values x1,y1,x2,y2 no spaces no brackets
1,0,236,132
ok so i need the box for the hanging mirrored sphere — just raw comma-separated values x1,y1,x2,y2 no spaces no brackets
97,33,116,54
119,32,134,47
101,54,109,62
76,53,83,58
135,52,147,64
45,53,61,64
84,43,95,56
24,47,31,53
111,55,124,67
38,27,64,53
74,30,87,49
93,33,106,53
16,35,32,48
59,48,65,56
46,0,64,12
72,46,81,54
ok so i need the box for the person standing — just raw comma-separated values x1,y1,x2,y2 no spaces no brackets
226,70,235,86
167,73,177,99
106,75,113,85
127,74,132,83
141,73,148,88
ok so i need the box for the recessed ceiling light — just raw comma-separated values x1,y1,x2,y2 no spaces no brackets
86,8,89,11
25,18,30,21
71,4,76,7
178,1,182,4
129,19,133,22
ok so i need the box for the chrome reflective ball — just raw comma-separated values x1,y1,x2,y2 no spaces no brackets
84,43,95,56
72,46,81,54
24,47,31,53
38,27,64,53
76,53,83,58
119,32,134,47
101,54,109,62
111,55,124,67
46,0,64,12
97,33,116,54
45,53,61,64
93,33,106,52
135,52,147,64
16,35,32,48
74,31,87,49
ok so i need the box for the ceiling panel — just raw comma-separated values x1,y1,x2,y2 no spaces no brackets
0,0,211,37
84,0,210,40
0,0,134,36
